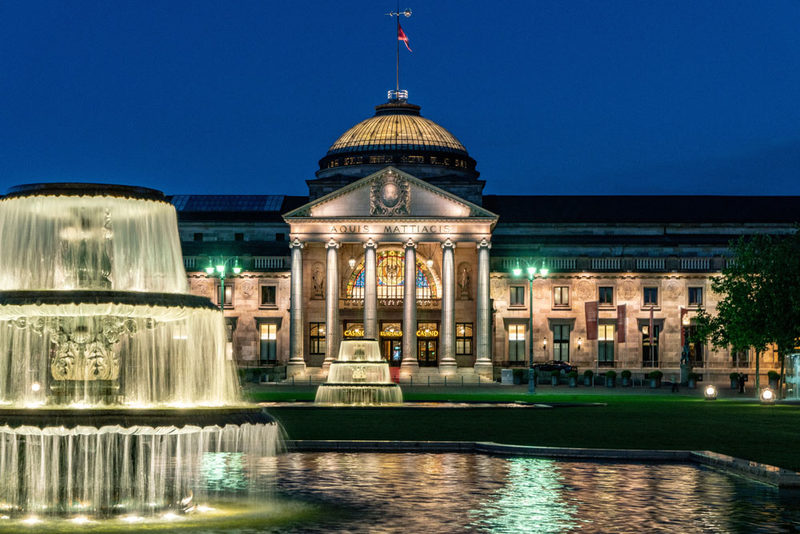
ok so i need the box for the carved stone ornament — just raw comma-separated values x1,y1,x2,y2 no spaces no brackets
575,280,594,301
311,262,325,299
457,262,472,300
239,279,256,299
370,171,410,216
665,280,682,300
619,280,638,302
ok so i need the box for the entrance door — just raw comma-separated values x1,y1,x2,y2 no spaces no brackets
418,340,438,367
382,339,402,367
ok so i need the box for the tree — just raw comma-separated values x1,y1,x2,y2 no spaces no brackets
694,230,800,397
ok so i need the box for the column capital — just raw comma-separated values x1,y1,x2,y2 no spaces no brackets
477,237,492,250
289,238,304,249
363,238,378,249
404,238,417,250
441,238,456,250
325,238,340,249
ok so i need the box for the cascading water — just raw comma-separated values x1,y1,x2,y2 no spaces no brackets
315,339,403,405
0,183,281,519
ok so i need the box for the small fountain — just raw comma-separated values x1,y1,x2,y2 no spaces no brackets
315,339,403,405
0,183,280,518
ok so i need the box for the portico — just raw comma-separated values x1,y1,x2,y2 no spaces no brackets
283,167,498,378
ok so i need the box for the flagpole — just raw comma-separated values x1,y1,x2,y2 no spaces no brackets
396,0,400,94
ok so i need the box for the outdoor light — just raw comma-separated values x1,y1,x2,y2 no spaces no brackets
704,384,717,400
232,258,242,274
426,258,433,268
540,267,549,277
760,388,776,404
30,382,40,393
542,338,547,349
348,257,356,269
577,337,583,350
512,266,522,277
204,260,214,275
215,264,225,274
526,266,536,277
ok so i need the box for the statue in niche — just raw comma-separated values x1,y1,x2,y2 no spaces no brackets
311,262,325,299
458,262,472,300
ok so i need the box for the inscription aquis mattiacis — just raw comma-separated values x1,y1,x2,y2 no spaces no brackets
327,224,454,235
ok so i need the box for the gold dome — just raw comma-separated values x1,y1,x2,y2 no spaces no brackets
326,102,467,155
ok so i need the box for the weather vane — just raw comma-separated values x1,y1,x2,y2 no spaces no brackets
386,5,412,101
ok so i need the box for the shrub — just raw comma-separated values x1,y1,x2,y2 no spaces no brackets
730,372,740,380
605,370,617,379
583,370,594,378
621,370,632,379
567,370,578,378
648,370,664,380
689,372,702,380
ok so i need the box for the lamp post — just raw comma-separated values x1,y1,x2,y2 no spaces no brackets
205,256,242,311
513,261,549,394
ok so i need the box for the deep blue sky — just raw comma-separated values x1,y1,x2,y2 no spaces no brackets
1,1,798,196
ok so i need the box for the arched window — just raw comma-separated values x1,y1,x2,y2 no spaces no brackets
346,250,439,300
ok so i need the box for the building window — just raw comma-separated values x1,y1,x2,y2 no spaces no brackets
456,323,473,355
598,324,615,366
599,286,614,306
235,232,244,241
508,324,525,363
510,286,525,307
643,287,659,307
346,250,438,300
276,233,285,241
309,322,326,355
217,283,234,307
731,349,749,368
259,323,277,363
688,287,703,307
552,324,570,361
642,324,660,367
193,232,203,242
260,285,277,307
553,286,569,308
685,325,704,367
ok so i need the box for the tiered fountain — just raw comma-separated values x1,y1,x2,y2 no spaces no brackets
0,183,280,518
315,339,403,405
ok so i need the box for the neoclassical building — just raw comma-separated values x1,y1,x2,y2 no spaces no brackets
176,95,799,383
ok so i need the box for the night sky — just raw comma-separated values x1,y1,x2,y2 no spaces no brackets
1,1,798,196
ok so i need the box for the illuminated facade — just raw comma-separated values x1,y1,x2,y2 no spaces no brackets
176,96,799,382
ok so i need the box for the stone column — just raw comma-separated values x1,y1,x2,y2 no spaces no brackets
401,239,418,373
323,239,340,371
287,238,306,377
363,238,378,339
439,238,457,375
474,238,493,376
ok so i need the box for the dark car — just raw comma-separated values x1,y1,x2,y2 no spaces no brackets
533,360,577,374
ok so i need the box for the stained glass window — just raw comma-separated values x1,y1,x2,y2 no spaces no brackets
346,250,438,300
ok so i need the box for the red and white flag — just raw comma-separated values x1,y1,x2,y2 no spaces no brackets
398,23,412,52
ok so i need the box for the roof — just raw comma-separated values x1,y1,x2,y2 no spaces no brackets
169,195,306,223
326,101,467,156
483,195,800,224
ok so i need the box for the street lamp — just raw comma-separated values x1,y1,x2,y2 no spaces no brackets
205,256,241,311
513,260,549,393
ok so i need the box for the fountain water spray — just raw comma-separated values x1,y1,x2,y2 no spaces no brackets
315,339,402,404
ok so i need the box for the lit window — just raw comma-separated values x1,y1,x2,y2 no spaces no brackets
688,287,703,307
553,287,569,307
598,324,614,366
643,287,658,307
217,283,234,307
552,324,570,361
508,324,525,363
599,287,614,306
456,323,473,355
259,323,277,363
309,323,327,355
510,286,525,307
642,324,660,367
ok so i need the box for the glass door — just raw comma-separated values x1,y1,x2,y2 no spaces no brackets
417,340,438,367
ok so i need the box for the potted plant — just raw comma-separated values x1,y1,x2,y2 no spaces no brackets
620,370,632,387
768,370,780,389
512,368,524,385
551,371,559,386
583,369,594,387
567,370,578,388
729,372,740,390
687,372,701,389
648,370,663,388
605,370,617,388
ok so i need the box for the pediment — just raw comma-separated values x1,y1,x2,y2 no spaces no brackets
283,167,497,221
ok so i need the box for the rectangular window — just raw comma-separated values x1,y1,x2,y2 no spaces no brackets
599,286,614,306
260,285,277,307
218,283,234,307
553,286,569,307
309,322,327,355
686,325,704,367
552,324,570,361
598,324,615,366
508,324,525,363
259,323,277,363
234,232,244,241
456,323,473,355
510,286,525,307
193,232,203,242
643,287,659,307
731,349,749,368
688,287,703,307
642,324,660,367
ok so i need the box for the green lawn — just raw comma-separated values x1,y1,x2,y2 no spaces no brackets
253,390,800,471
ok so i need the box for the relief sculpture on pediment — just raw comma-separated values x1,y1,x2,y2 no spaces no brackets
370,171,410,216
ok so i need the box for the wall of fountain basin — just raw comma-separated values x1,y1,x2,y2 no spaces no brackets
0,183,281,518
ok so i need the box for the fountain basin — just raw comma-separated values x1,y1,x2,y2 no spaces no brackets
315,384,403,405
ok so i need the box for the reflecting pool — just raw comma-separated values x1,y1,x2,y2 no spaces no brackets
1,452,798,532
